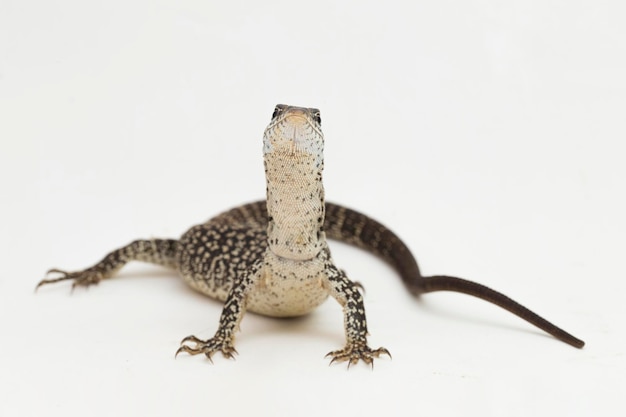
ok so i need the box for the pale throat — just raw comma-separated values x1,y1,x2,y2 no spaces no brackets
264,151,326,261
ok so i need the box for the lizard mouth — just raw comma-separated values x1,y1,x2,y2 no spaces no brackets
263,112,324,161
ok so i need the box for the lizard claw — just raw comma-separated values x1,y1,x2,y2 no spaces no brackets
352,281,366,294
175,333,238,362
326,343,391,369
36,268,103,292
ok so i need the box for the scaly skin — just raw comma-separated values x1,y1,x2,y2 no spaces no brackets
38,104,584,368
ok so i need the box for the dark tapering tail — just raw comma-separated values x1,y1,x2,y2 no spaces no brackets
412,274,584,348
323,202,585,349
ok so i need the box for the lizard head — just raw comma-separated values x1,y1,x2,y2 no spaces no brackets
263,104,324,166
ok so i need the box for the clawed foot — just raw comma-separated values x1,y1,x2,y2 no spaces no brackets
36,268,103,291
326,343,391,368
175,334,238,362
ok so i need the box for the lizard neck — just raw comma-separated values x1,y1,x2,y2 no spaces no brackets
264,151,326,261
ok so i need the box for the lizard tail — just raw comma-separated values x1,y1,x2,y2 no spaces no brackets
412,275,585,348
323,203,585,349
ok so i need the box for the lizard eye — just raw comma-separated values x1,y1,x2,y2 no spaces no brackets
312,110,321,126
272,105,286,120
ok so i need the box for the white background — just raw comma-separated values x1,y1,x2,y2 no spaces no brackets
1,1,624,416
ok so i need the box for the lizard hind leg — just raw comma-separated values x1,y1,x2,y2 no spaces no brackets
36,239,179,291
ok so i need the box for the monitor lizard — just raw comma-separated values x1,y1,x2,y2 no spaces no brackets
37,104,585,367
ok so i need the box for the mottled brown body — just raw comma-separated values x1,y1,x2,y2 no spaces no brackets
177,203,331,317
177,201,412,316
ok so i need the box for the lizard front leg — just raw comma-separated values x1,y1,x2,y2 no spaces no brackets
324,262,391,367
176,259,263,362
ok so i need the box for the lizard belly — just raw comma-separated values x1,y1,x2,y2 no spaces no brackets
246,250,330,317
